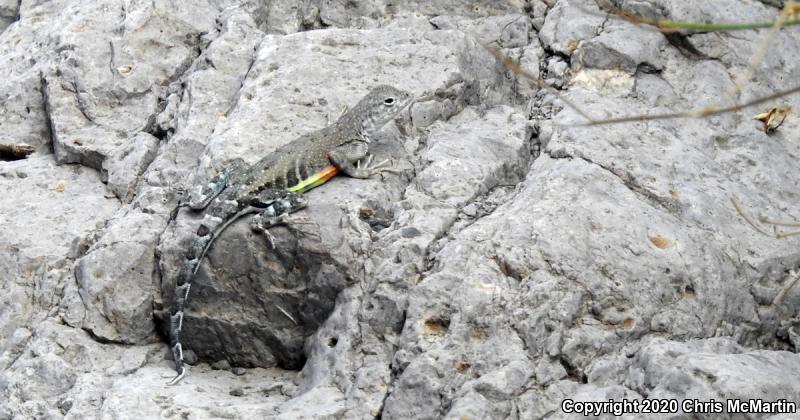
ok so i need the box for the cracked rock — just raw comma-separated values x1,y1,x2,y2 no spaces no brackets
0,0,17,33
539,0,606,55
2,0,800,418
429,14,532,48
101,132,159,203
69,211,166,344
574,20,667,73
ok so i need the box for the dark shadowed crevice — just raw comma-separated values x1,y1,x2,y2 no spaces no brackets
558,354,587,384
663,32,708,60
80,326,126,345
39,73,57,155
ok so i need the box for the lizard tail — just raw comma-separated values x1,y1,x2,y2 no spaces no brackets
167,171,231,384
166,208,255,385
167,227,213,385
167,258,194,385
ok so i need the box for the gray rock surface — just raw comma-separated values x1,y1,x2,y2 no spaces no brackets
539,0,606,55
2,0,800,419
0,0,16,33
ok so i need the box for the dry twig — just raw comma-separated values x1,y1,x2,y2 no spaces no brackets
731,195,800,239
482,2,800,126
0,142,35,159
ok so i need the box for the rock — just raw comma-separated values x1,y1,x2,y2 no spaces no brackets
539,0,605,55
154,24,511,377
139,6,265,202
69,210,166,344
414,106,532,207
528,0,550,31
42,70,125,170
101,132,159,203
759,0,787,7
0,0,55,153
301,105,532,418
313,0,530,29
2,0,800,418
517,39,545,97
574,21,667,73
99,366,295,419
157,165,354,372
444,359,534,418
62,7,267,347
39,0,220,171
629,337,800,403
259,1,302,34
0,320,160,418
429,14,532,49
276,386,347,419
197,26,506,168
0,0,17,33
546,55,569,87
0,156,118,349
212,359,232,371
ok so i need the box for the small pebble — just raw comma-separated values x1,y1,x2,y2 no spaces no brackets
184,350,198,365
211,359,231,370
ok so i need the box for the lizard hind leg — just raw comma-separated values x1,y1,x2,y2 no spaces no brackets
252,213,321,247
249,189,309,215
250,190,319,245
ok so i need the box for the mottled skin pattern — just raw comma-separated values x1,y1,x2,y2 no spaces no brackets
167,86,413,385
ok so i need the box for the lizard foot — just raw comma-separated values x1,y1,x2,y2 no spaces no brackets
285,215,323,242
357,155,401,176
251,213,321,245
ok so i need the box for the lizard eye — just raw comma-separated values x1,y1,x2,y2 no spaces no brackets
383,97,395,106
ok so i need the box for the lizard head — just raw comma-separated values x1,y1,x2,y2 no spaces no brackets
356,85,413,135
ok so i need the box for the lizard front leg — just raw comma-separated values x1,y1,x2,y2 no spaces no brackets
328,142,397,179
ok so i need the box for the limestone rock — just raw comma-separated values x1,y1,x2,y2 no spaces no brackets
102,132,159,203
539,0,605,55
1,0,799,418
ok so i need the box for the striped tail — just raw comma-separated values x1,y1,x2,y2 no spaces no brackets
167,230,212,385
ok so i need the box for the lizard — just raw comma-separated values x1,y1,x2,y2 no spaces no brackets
167,85,413,385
